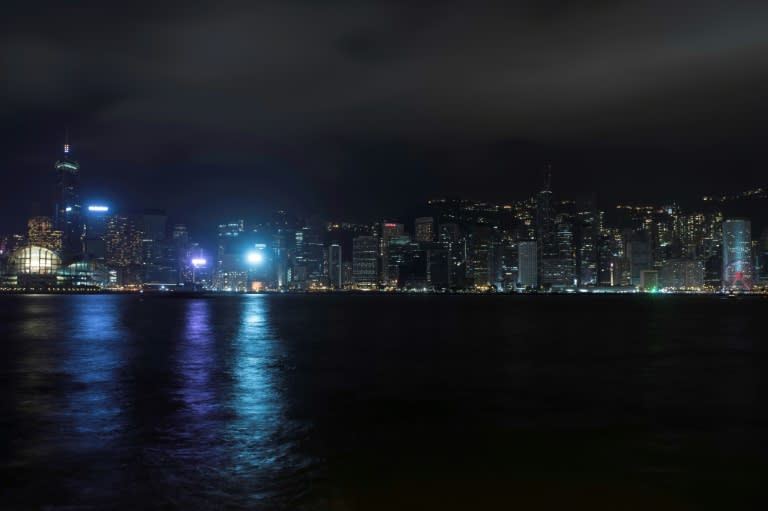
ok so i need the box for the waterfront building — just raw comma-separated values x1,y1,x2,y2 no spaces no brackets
640,270,659,291
352,235,379,287
381,222,405,285
468,224,494,288
329,243,342,289
518,240,537,289
105,214,144,285
660,259,705,289
83,205,110,262
628,232,652,286
722,218,753,291
215,220,246,291
425,242,450,290
385,235,411,287
399,241,428,289
438,222,466,288
536,167,557,286
575,208,599,286
293,226,325,290
5,245,62,288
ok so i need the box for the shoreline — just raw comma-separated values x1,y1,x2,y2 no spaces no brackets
0,289,765,297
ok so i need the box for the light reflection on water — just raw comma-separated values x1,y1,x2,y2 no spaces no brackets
63,296,126,442
162,295,311,507
226,295,310,503
2,294,767,510
178,299,215,419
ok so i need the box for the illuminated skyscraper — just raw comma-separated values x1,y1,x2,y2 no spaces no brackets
329,243,342,289
381,222,405,285
352,235,379,287
518,240,538,288
27,216,63,253
54,137,82,258
385,235,411,287
215,220,246,291
438,222,466,288
536,166,558,286
105,214,144,285
293,226,325,290
468,224,493,288
722,218,753,291
84,205,110,262
414,217,434,242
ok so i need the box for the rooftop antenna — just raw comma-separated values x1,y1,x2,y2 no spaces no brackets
543,163,552,192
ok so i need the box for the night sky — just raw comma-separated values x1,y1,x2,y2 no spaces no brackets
2,1,767,234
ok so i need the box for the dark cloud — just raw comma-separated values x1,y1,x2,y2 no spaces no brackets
2,1,767,233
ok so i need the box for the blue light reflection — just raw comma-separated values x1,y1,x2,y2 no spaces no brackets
62,296,127,447
230,295,287,472
178,299,216,419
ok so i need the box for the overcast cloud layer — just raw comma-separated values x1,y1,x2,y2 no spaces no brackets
2,1,767,231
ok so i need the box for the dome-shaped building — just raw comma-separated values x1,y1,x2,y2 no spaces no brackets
9,245,62,274
6,245,62,288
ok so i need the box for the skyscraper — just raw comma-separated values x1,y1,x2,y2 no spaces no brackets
414,217,434,242
381,222,405,285
27,216,62,253
105,214,143,285
518,240,538,288
385,235,411,287
216,220,246,291
352,235,379,287
293,226,325,290
84,205,110,262
438,222,466,288
329,243,342,289
54,137,82,259
628,231,652,286
468,224,494,288
536,166,558,286
722,218,753,291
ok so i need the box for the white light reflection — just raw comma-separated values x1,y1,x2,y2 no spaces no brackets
230,295,290,476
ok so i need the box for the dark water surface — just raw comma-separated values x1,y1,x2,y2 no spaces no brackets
1,294,767,510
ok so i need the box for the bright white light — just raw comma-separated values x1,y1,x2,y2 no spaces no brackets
247,252,264,265
64,144,70,154
88,205,109,212
191,257,207,268
65,207,73,212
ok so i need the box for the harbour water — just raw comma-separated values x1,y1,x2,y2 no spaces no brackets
1,294,766,510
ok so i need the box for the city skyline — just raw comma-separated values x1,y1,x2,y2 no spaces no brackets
1,138,767,293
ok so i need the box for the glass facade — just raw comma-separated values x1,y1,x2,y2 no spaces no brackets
722,218,753,291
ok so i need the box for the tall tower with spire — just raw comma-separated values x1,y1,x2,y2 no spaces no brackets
54,132,83,259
